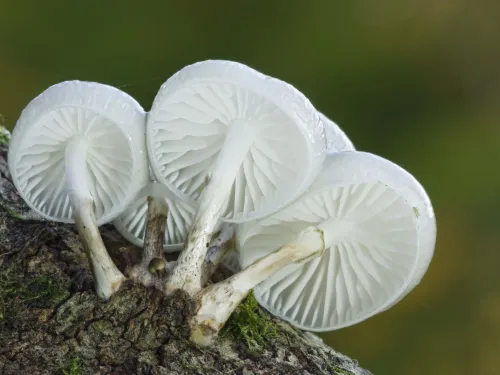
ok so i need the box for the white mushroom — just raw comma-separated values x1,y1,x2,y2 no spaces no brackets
8,81,148,299
190,151,435,342
147,60,326,295
237,151,436,331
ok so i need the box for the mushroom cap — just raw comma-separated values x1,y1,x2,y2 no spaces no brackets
237,151,436,331
113,180,197,252
8,81,149,225
147,60,326,222
318,112,355,153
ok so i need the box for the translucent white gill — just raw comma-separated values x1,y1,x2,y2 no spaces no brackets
8,81,148,226
147,60,325,224
314,152,437,309
14,107,133,223
239,181,419,331
149,83,306,221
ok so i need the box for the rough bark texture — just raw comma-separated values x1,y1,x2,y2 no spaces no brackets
0,126,372,375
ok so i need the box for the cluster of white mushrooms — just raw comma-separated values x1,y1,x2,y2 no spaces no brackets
7,60,436,347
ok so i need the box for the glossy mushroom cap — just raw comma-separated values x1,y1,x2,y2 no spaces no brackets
238,151,436,331
146,60,326,222
8,81,148,225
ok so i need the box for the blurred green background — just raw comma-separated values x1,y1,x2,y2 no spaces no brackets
1,1,499,374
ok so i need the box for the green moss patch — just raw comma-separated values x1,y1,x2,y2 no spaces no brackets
0,265,69,325
57,357,82,375
332,368,355,375
324,359,356,375
221,291,277,352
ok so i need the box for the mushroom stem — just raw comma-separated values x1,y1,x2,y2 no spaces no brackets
126,196,169,287
65,138,125,300
189,226,325,347
201,224,235,285
158,225,236,285
166,121,253,296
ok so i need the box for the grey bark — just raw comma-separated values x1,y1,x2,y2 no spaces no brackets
0,126,372,375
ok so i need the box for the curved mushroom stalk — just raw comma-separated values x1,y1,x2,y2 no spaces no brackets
190,227,325,347
73,195,126,299
126,195,169,287
66,138,126,299
147,61,326,296
117,181,196,288
114,180,197,253
166,122,254,295
8,81,149,301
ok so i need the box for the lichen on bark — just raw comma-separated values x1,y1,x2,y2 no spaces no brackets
0,125,372,375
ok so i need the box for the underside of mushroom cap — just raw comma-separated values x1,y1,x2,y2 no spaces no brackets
113,181,197,252
237,151,436,331
315,152,437,293
8,80,149,225
318,112,355,153
147,60,326,222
